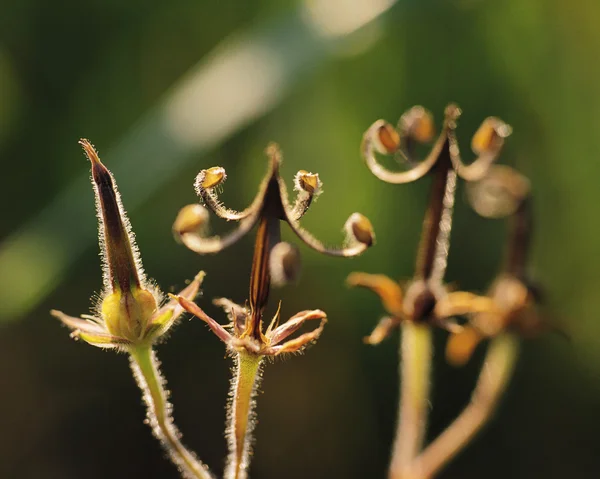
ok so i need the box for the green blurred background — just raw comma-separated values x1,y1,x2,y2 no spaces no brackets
1,0,599,477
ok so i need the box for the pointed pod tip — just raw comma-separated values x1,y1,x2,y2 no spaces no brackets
265,142,282,169
79,138,102,165
80,138,113,190
444,103,462,121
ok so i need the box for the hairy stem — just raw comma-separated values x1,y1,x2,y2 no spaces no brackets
389,322,433,479
225,351,263,479
506,197,531,279
412,334,519,479
129,346,213,479
415,148,453,280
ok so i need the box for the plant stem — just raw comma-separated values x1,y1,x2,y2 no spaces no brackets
225,351,263,479
129,346,213,479
389,322,433,479
412,334,519,479
415,147,454,281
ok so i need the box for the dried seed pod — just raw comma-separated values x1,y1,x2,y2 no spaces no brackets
400,106,435,143
471,117,513,155
468,165,530,219
173,204,209,237
269,242,302,287
294,170,322,195
53,139,207,349
372,120,401,154
195,166,227,192
345,213,375,246
181,142,373,258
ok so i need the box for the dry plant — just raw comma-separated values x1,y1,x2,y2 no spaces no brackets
52,140,373,479
352,104,544,479
51,103,544,479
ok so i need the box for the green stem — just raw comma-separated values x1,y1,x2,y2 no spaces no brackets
225,351,263,479
389,322,433,479
412,334,519,479
129,346,213,479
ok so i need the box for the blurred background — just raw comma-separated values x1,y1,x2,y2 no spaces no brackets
1,0,599,477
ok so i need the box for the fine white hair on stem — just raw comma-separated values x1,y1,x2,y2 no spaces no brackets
389,322,433,479
430,168,457,284
129,347,214,479
448,117,512,182
360,118,447,185
411,334,519,479
194,166,264,222
225,352,264,479
83,142,148,295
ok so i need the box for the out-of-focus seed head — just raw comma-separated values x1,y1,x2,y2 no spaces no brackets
195,166,227,192
468,165,530,219
444,103,462,122
345,213,375,246
488,275,530,315
446,327,482,367
269,242,302,287
471,117,512,155
265,142,283,171
401,106,435,143
295,170,322,195
173,204,209,237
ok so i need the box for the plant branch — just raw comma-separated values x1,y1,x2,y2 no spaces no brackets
412,333,519,479
389,322,433,479
225,351,263,479
129,346,213,479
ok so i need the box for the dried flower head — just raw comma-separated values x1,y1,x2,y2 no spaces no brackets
174,142,374,268
346,273,500,345
445,275,542,366
350,105,511,343
361,103,512,184
444,165,544,365
171,143,365,479
171,143,376,357
51,140,205,350
176,295,327,357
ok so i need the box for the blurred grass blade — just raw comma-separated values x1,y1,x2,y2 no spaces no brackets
0,0,397,322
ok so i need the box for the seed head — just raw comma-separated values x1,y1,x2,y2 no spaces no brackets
173,204,210,237
471,117,512,155
345,213,375,246
196,166,227,191
52,140,206,349
400,106,435,143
